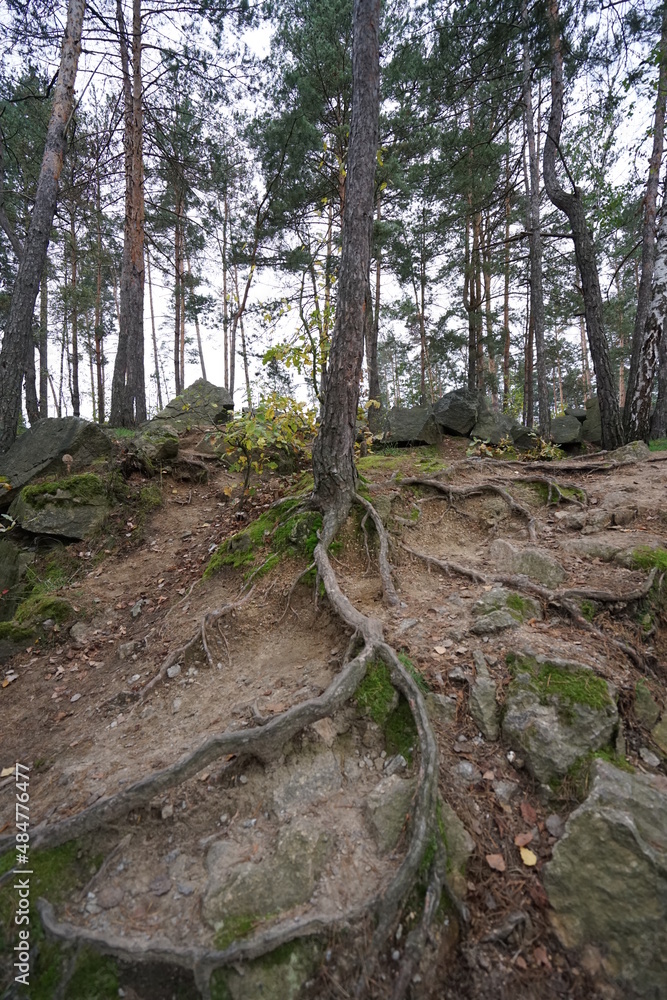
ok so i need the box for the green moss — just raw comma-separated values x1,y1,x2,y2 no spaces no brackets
506,593,532,618
508,654,612,713
210,971,234,1000
214,913,259,950
0,620,35,642
21,473,106,508
556,748,634,800
649,437,667,451
355,660,396,726
579,599,597,622
631,546,667,572
385,696,418,764
139,483,163,510
15,594,74,626
398,651,429,693
63,948,118,1000
273,511,322,559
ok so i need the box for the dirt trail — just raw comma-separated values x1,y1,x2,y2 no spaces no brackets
1,441,666,999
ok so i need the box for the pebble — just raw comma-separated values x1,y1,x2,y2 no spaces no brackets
545,813,566,838
238,775,248,784
130,674,141,683
167,664,181,679
149,875,172,896
161,804,174,820
172,698,182,714
392,950,401,962
70,693,81,703
639,747,660,768
384,754,407,776
177,883,194,896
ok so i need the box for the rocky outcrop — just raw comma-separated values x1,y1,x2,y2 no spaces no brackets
9,473,109,540
432,388,485,436
581,396,601,443
501,653,618,785
380,406,442,446
490,539,566,587
470,409,520,445
468,650,500,740
126,424,179,471
144,379,233,434
0,417,111,508
545,760,667,999
364,773,417,853
471,586,542,631
550,414,583,445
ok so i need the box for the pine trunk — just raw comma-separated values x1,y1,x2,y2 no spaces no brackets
312,0,380,519
543,0,622,450
39,267,49,418
0,0,85,452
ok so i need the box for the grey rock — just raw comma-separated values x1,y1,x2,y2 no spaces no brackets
381,406,442,446
97,886,124,909
0,538,28,622
452,761,482,787
580,510,613,534
0,416,111,508
545,760,667,999
425,693,457,726
511,424,539,450
639,747,660,768
166,663,181,679
203,819,333,925
384,753,408,776
472,587,543,623
560,534,623,562
432,388,485,436
470,409,520,445
149,875,172,896
565,407,587,422
469,676,500,741
652,717,667,754
581,396,601,444
635,680,661,729
144,378,233,434
607,440,651,464
364,774,417,853
470,610,519,635
220,940,320,1000
272,749,342,815
550,414,583,445
10,476,109,540
502,656,618,785
439,797,475,896
126,423,179,471
490,539,566,587
492,780,519,805
545,814,566,839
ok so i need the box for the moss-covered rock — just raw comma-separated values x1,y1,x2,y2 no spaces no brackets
144,378,233,433
211,940,321,1000
10,474,109,540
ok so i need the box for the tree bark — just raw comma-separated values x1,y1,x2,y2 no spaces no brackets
648,212,667,438
110,0,146,426
523,15,549,437
69,211,80,416
146,245,163,410
543,0,622,450
39,266,49,418
312,0,380,518
623,7,667,441
0,0,85,452
365,194,381,419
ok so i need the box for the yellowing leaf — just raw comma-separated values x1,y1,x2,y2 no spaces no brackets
520,847,538,866
1,766,14,777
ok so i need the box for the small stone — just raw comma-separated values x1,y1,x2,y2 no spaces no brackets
167,663,181,679
384,754,408,776
220,813,229,825
149,874,172,896
639,747,660,768
131,600,143,618
130,673,141,683
545,814,565,838
311,716,337,747
453,761,482,786
470,610,518,635
161,804,174,820
238,775,248,784
635,679,661,729
177,883,194,896
392,950,400,962
97,886,123,909
70,693,81,703
449,665,469,682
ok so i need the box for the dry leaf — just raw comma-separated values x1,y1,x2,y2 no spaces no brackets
1,766,14,778
485,853,506,872
533,945,552,969
514,831,534,848
433,646,446,655
520,846,538,866
515,955,528,971
520,801,537,824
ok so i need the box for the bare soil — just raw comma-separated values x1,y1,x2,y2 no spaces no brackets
1,437,666,1000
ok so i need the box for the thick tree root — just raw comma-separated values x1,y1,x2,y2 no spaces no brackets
403,477,538,540
400,541,657,670
3,505,446,999
355,493,399,604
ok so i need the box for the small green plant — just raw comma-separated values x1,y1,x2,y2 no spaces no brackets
214,913,259,950
398,651,429,693
0,512,15,533
355,660,396,726
649,437,667,452
580,599,597,622
631,547,667,572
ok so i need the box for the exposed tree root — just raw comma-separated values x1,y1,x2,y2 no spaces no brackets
2,505,446,999
497,475,588,507
400,541,656,670
403,477,538,541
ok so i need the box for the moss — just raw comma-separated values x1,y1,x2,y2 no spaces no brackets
210,972,234,1000
214,913,259,950
556,747,634,800
649,437,667,451
385,696,418,764
63,948,119,1000
273,511,322,559
21,473,106,508
631,546,667,572
506,592,532,618
0,620,35,642
15,594,74,626
580,599,597,622
398,651,429,693
139,483,163,511
355,660,396,726
508,654,612,714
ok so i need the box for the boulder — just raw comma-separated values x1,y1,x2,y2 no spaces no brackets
272,749,342,817
0,417,111,508
364,773,417,853
203,818,333,927
565,407,587,422
380,406,442,446
144,379,233,434
471,586,542,623
511,424,539,450
127,424,179,471
607,440,651,464
439,797,475,896
432,388,485,436
502,653,618,785
468,652,500,740
9,473,109,540
469,609,517,635
470,409,520,445
581,396,601,443
545,760,667,998
490,539,566,587
634,680,661,729
550,414,583,445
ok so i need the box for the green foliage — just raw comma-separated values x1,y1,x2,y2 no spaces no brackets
557,748,634,800
204,505,322,580
385,696,418,764
0,620,34,642
397,651,429,693
355,660,396,726
579,599,597,622
631,547,667,572
15,594,74,626
64,949,119,1000
138,483,163,511
214,913,259,950
507,654,612,715
223,393,317,493
649,438,667,451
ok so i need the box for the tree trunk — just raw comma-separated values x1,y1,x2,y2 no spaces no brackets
647,212,667,438
543,0,622,450
94,159,105,423
503,138,511,410
146,245,163,411
70,211,80,417
312,0,380,519
39,266,49,418
651,324,667,438
186,251,207,381
523,16,549,437
25,341,40,425
0,0,85,452
624,7,667,441
365,194,381,416
110,0,146,427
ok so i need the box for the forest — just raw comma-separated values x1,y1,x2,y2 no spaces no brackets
1,0,666,452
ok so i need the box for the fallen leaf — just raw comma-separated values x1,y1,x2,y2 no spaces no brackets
515,955,528,970
199,771,210,782
433,646,446,655
1,766,14,777
527,882,549,908
533,945,552,969
483,770,495,780
520,846,538,866
514,831,534,848
520,801,537,824
485,853,506,872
